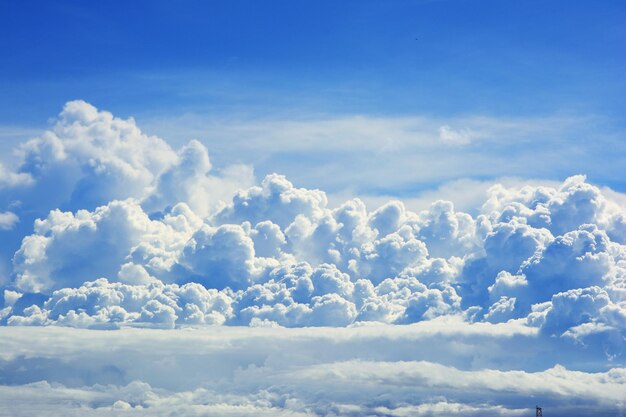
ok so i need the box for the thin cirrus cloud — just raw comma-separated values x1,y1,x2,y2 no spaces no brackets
0,101,625,416
137,110,625,198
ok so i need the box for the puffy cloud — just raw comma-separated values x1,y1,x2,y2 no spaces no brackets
180,223,279,290
0,211,18,231
143,139,254,217
11,100,176,212
231,263,358,327
11,199,198,293
368,200,406,237
539,286,612,334
215,173,328,229
355,277,460,323
481,225,624,322
484,296,518,323
248,220,287,258
6,169,626,339
410,200,481,259
6,262,464,328
0,162,34,190
1,102,626,416
6,278,234,328
483,175,626,242
459,219,552,308
0,101,253,287
521,225,615,298
526,286,626,349
352,227,429,284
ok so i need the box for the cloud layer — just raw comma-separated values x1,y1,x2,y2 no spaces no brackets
1,324,624,417
0,102,625,415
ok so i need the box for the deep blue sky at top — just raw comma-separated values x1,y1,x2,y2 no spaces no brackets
1,0,625,126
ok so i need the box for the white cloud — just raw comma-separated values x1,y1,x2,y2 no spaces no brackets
215,173,328,229
180,223,279,291
12,199,196,293
439,125,474,145
1,102,626,415
0,324,624,416
5,169,625,344
14,100,177,210
138,111,625,198
0,101,253,285
0,163,33,190
0,211,18,231
143,139,254,218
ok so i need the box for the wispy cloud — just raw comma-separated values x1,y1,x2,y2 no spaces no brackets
138,112,625,199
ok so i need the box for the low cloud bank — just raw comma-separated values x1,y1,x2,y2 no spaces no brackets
0,325,624,417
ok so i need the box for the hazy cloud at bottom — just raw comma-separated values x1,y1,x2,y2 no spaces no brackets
1,322,624,417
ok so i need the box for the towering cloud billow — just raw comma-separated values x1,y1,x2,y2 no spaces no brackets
1,103,625,337
0,102,624,416
0,101,252,287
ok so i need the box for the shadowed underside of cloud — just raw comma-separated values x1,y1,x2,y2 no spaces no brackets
0,102,625,416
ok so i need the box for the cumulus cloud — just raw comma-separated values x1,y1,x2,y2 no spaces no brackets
0,162,33,189
3,166,624,364
0,211,18,231
0,101,252,287
215,173,328,229
11,199,199,293
143,139,254,217
1,102,626,416
12,100,176,211
4,159,625,340
483,175,626,241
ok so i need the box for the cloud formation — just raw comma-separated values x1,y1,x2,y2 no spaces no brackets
0,101,252,286
0,102,625,416
0,324,624,417
1,104,624,339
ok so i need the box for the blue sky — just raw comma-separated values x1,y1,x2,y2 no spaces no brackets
1,1,625,201
1,3,626,416
2,0,625,120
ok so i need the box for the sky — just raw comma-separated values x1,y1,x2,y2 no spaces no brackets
0,1,625,416
1,0,626,198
